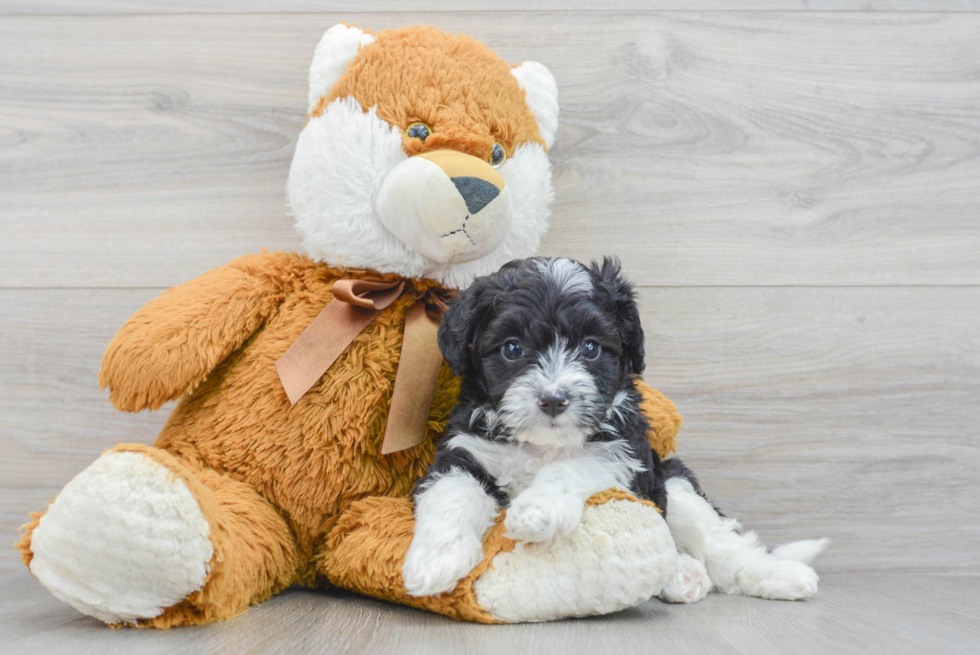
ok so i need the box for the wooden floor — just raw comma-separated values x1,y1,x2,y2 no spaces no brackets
1,0,979,651
1,567,978,655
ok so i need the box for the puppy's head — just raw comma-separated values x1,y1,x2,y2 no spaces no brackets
439,257,644,447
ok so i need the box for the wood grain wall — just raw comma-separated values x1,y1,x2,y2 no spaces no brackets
1,3,977,575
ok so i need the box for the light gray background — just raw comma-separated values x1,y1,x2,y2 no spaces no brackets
1,2,978,653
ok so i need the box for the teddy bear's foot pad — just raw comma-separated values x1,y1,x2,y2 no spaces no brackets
474,496,676,622
28,451,213,624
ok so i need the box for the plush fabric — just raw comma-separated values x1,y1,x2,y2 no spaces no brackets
319,489,675,625
637,379,683,458
510,61,560,149
315,26,546,159
290,26,557,289
17,24,684,627
23,450,213,624
17,253,681,625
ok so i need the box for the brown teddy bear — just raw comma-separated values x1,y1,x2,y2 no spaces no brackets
17,24,682,627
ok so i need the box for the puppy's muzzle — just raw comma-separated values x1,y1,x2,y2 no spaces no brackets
375,150,513,265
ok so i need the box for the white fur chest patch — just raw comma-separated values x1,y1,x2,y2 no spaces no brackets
445,432,641,498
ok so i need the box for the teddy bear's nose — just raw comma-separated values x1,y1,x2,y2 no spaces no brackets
451,177,500,215
375,148,512,265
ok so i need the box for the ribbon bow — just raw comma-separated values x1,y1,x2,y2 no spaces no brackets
275,277,449,454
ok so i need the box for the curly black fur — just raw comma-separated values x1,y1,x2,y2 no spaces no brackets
416,257,682,514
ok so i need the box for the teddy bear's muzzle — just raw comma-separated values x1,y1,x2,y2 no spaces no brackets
375,150,513,265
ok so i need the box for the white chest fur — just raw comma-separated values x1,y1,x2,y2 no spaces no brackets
444,432,640,498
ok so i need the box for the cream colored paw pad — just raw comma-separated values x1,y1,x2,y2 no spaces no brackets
474,499,676,623
660,553,712,604
29,451,213,624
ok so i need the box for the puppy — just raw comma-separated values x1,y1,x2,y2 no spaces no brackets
403,257,827,602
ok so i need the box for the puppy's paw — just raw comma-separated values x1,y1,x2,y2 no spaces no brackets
504,492,583,545
741,559,819,601
659,554,711,604
402,534,484,597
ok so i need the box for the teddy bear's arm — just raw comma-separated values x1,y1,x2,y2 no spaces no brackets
99,252,293,412
634,379,682,459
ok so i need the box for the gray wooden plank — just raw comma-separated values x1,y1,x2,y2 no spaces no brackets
637,285,980,575
0,288,174,575
2,568,979,655
5,2,980,14
1,13,979,288
4,2,980,15
2,286,977,576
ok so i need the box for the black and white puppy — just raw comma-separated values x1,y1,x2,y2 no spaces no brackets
403,257,826,602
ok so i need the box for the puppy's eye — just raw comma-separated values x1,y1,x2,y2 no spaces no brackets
502,339,525,361
489,143,506,168
582,338,601,361
406,122,431,142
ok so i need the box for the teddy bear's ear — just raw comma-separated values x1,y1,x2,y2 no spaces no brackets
510,61,559,149
307,24,375,113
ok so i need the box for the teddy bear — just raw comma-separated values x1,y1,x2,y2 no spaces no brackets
17,24,683,627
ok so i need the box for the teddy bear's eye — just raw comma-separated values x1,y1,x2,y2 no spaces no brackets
406,122,431,142
489,143,506,168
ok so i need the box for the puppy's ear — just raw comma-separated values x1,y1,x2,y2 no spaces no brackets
438,277,491,377
590,257,645,374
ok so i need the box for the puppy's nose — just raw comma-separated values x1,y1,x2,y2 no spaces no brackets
538,390,570,417
452,177,500,215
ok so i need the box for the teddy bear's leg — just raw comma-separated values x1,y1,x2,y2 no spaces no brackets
316,489,677,623
18,444,301,627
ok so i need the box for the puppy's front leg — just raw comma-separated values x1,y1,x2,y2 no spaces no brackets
505,458,624,545
403,470,499,597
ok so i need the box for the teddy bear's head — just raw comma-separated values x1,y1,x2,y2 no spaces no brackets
288,24,559,289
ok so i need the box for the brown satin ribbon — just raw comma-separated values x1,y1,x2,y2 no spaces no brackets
274,277,446,454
